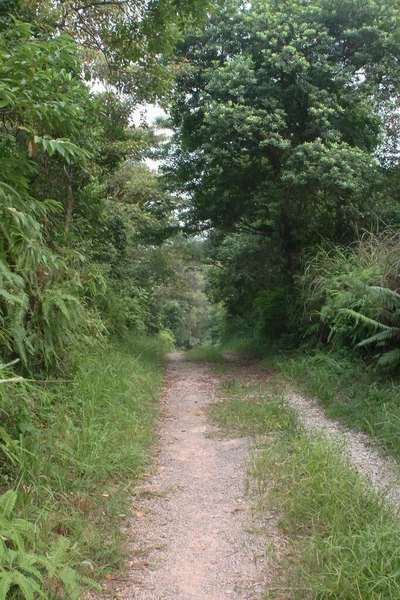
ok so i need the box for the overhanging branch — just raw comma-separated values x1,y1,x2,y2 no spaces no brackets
72,0,129,10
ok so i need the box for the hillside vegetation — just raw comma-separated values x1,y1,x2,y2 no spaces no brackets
164,0,400,451
1,0,400,597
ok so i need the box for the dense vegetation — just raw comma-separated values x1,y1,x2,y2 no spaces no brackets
1,0,400,596
166,0,400,364
0,0,211,596
163,0,400,449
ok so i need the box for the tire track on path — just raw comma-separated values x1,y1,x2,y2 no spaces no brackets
119,354,268,600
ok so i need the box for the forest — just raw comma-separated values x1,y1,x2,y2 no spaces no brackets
0,0,400,597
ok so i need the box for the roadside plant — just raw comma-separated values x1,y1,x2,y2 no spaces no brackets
301,230,400,367
0,21,93,372
0,490,94,600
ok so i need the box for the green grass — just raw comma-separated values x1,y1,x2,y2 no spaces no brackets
258,430,400,599
210,378,296,436
212,372,400,599
0,334,167,593
185,346,227,363
220,334,272,358
276,351,400,459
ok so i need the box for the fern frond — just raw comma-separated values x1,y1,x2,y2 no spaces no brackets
357,328,400,347
58,565,82,600
46,536,70,577
0,490,17,519
0,573,12,600
8,518,37,539
12,558,43,582
378,348,400,367
340,309,390,331
9,571,43,600
354,283,400,308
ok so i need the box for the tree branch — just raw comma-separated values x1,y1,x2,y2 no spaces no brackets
72,0,129,10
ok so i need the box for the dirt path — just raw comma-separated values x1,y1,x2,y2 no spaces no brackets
119,354,267,600
229,357,400,509
107,353,400,600
285,390,400,507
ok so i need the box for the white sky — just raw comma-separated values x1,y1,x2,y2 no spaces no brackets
130,103,166,127
90,80,169,171
131,104,172,171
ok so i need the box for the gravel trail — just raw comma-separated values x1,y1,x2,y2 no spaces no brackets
285,390,400,507
229,356,400,509
119,354,267,600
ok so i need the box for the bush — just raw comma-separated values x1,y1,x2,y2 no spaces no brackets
301,230,400,368
0,335,167,583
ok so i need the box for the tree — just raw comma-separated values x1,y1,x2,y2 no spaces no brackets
166,0,400,257
4,0,209,100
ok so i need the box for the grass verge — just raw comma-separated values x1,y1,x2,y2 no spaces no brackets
211,370,400,599
276,351,400,459
0,335,167,594
184,346,227,363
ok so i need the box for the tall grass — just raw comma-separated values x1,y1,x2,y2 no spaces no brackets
0,335,167,587
278,351,400,458
212,371,400,598
257,429,400,599
185,346,227,362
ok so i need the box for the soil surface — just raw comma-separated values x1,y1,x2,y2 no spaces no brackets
119,354,268,600
105,353,400,600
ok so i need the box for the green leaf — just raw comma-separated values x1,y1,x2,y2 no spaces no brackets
0,573,12,600
0,491,17,519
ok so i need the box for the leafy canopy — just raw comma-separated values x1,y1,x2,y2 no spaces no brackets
166,0,400,248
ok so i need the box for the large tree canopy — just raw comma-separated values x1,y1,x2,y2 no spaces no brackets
166,0,400,253
1,0,209,100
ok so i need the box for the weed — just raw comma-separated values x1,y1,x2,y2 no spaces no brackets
212,371,400,599
184,346,227,363
278,351,400,458
210,378,296,437
0,490,96,599
0,334,167,588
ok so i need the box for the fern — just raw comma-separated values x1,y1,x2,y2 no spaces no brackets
340,290,400,368
301,232,400,368
0,490,17,518
378,348,400,367
0,491,96,600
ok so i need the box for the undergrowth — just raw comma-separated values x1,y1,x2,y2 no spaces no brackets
210,378,296,436
212,371,400,598
0,335,167,596
184,346,227,363
277,351,400,459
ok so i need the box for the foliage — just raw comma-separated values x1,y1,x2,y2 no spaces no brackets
5,0,209,100
301,230,400,368
0,490,94,599
212,370,400,599
0,336,167,583
0,21,96,371
0,3,213,594
166,0,399,246
164,0,400,358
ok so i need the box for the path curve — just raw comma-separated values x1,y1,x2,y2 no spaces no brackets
286,390,400,508
120,354,267,600
226,355,400,509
